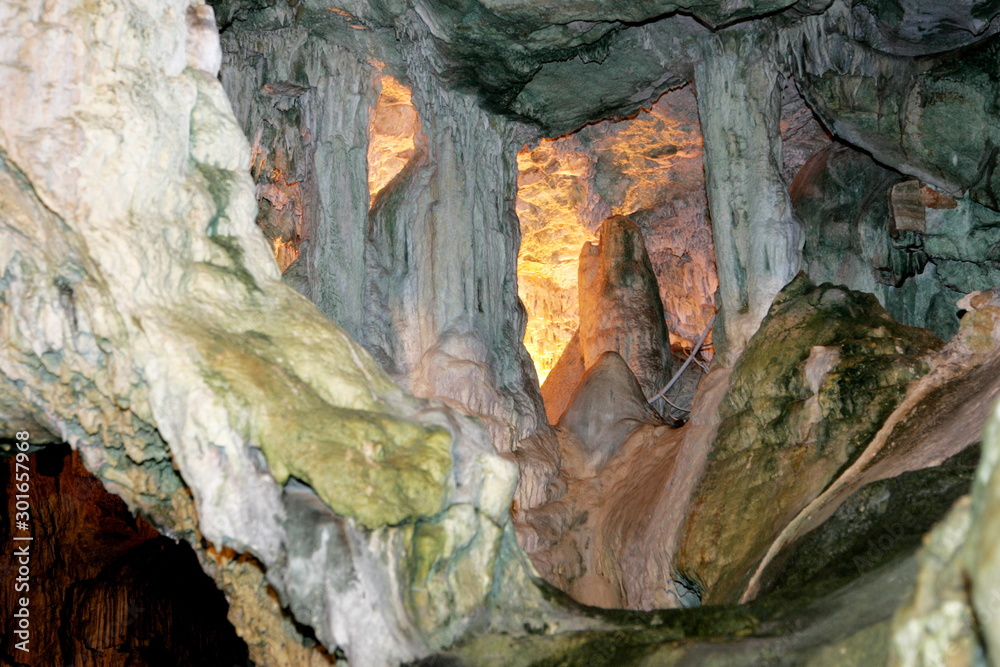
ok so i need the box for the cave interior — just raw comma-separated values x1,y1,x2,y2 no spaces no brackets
5,0,1000,665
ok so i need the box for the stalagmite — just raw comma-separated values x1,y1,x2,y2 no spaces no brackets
578,216,673,400
10,0,1000,664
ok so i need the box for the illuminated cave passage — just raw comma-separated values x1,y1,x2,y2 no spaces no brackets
8,1,1000,666
367,75,420,202
516,85,718,394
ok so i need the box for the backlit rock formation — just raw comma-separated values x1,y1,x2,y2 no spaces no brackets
8,0,1000,665
516,85,717,382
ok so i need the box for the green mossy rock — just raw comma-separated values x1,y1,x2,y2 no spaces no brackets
196,326,453,529
678,274,941,603
767,446,979,604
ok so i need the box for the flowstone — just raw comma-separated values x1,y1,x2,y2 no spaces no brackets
677,274,941,603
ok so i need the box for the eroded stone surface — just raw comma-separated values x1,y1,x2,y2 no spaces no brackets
788,2,1000,211
221,5,548,454
677,275,941,603
557,352,664,475
697,30,803,364
517,367,730,611
578,216,673,402
0,4,556,665
793,140,1000,342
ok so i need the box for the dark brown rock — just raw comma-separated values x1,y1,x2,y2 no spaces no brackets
1,447,250,666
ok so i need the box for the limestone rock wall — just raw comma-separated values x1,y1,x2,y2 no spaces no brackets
696,30,804,365
783,0,1000,211
516,136,604,383
515,364,730,611
10,0,1000,664
220,19,375,342
0,3,560,665
889,307,1000,664
792,141,1000,341
365,49,546,448
220,6,546,450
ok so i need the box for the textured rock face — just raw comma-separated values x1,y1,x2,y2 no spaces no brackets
739,295,1000,603
516,137,603,383
578,216,673,401
888,310,1000,664
539,331,585,424
787,1,1000,211
557,352,664,474
967,403,1000,665
591,85,717,347
849,0,1000,56
890,497,979,666
677,275,941,603
793,141,1000,341
697,30,804,364
765,445,979,603
0,2,555,665
211,0,796,136
793,144,906,300
535,214,682,422
516,367,729,611
222,21,374,338
220,7,546,451
520,79,829,382
509,17,704,136
366,77,546,448
367,76,419,199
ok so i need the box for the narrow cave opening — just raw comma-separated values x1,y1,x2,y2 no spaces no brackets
515,84,718,424
367,75,420,203
1,446,253,666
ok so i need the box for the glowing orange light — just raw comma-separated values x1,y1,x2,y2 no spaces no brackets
516,140,600,384
249,134,304,274
272,238,299,273
367,76,419,202
516,87,718,382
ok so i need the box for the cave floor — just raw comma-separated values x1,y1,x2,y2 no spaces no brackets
421,553,919,666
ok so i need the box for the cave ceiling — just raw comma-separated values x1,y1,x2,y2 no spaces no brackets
211,0,1000,137
11,0,1000,663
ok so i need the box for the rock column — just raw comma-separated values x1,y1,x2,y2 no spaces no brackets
364,48,546,449
696,31,803,364
221,23,376,347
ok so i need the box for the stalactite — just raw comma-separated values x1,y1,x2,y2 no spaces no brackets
696,30,803,364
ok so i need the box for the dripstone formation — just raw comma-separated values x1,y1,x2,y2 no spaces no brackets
6,1,1000,665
